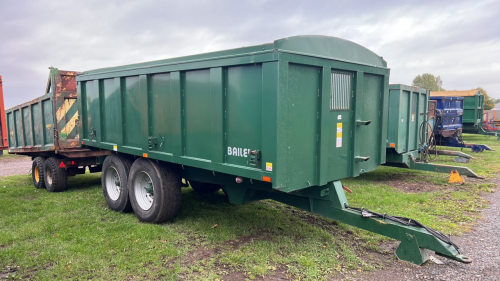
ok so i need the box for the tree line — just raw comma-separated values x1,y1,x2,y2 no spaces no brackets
412,73,496,110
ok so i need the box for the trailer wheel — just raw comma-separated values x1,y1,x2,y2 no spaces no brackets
128,158,181,223
32,157,46,189
44,157,67,192
190,181,221,194
102,154,133,212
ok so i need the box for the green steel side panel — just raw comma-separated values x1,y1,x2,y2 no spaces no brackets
7,112,15,147
209,68,224,163
22,107,33,147
123,76,146,149
356,73,383,173
318,67,331,186
42,99,54,146
286,63,320,189
183,69,211,160
398,91,408,151
80,82,88,140
150,73,172,154
328,69,354,181
170,72,182,156
14,110,22,147
102,78,122,143
261,62,278,181
408,93,418,149
32,103,43,145
225,64,262,168
84,80,100,142
275,60,289,190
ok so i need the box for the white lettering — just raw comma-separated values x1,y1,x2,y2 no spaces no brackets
227,146,253,158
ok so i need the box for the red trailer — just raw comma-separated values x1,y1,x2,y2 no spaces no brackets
0,76,9,150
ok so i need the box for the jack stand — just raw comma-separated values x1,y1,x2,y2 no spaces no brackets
396,234,430,265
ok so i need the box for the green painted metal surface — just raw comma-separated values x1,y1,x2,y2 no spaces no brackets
386,84,429,153
462,93,484,133
385,84,480,178
5,67,80,153
77,35,391,193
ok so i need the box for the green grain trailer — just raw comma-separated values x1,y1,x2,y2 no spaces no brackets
385,84,479,177
430,90,484,134
5,68,109,191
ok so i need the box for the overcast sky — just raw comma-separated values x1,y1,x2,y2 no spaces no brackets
0,0,498,107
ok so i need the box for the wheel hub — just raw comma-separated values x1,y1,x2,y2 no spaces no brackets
105,167,121,201
134,171,154,211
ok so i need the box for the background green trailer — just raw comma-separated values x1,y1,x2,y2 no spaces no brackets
385,84,479,177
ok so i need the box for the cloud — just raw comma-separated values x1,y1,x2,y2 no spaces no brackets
0,0,498,107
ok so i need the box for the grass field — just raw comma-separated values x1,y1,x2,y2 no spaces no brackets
1,134,499,280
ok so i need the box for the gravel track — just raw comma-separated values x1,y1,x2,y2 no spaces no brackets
0,156,32,177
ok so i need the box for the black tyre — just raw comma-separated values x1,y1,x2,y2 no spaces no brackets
190,181,221,194
128,158,181,223
102,154,133,212
32,157,46,189
44,157,67,192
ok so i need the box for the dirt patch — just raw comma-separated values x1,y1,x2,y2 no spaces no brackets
388,179,442,193
182,248,216,266
225,233,274,249
375,173,442,193
0,265,19,279
223,265,290,281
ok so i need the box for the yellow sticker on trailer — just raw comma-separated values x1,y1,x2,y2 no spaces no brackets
266,162,273,171
336,123,342,148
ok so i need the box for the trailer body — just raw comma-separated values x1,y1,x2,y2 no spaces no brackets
384,85,478,177
77,36,390,193
5,68,108,188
